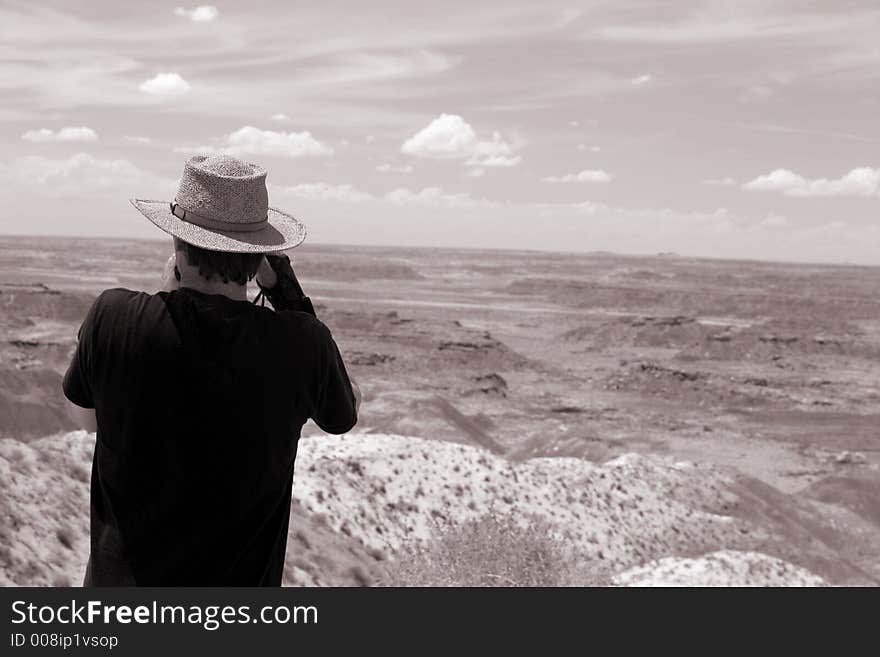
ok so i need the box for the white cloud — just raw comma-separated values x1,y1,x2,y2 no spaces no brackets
401,114,522,168
365,135,377,143
384,186,495,208
401,114,475,158
471,154,521,167
760,214,790,228
577,144,601,152
376,163,413,174
139,73,191,96
631,74,652,85
791,168,880,197
273,182,491,208
270,113,291,122
174,6,219,22
543,169,613,183
223,126,333,158
0,153,173,196
743,167,880,197
466,132,522,167
172,144,216,155
702,176,737,186
742,169,805,192
123,135,152,144
275,182,373,203
21,126,98,143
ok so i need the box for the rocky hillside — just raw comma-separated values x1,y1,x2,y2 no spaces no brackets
611,551,825,587
3,431,878,586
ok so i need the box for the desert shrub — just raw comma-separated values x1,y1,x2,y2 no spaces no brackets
379,512,597,587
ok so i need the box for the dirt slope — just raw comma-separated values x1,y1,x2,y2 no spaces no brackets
5,431,876,587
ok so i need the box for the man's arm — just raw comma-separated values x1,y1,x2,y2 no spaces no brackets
62,291,102,432
256,254,361,431
312,331,359,434
255,254,315,315
63,337,93,409
66,399,97,433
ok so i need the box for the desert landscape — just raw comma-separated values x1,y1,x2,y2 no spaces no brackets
1,234,878,586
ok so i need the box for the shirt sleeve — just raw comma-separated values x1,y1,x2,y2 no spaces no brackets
312,328,357,435
62,293,102,409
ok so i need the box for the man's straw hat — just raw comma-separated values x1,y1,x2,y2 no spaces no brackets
130,154,306,253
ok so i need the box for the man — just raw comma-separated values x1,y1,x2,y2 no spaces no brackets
63,154,361,586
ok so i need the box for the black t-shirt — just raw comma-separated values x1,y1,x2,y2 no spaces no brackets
62,287,357,586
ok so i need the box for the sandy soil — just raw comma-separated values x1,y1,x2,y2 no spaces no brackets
7,431,878,586
1,235,878,586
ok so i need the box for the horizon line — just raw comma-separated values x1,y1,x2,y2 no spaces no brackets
0,231,876,270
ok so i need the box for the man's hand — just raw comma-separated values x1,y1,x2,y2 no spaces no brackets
254,254,317,316
162,254,179,292
255,256,277,290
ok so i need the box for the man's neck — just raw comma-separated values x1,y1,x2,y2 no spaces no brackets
179,275,249,302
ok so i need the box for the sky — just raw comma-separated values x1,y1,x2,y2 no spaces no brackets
0,0,878,264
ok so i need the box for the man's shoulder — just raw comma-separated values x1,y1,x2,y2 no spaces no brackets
95,286,150,302
274,309,334,344
89,288,168,327
90,287,155,313
275,308,329,332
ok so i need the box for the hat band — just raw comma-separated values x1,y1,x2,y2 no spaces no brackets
170,202,268,233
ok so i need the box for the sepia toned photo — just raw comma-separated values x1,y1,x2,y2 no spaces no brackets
1,1,878,589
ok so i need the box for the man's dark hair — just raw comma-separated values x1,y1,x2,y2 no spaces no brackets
174,237,263,285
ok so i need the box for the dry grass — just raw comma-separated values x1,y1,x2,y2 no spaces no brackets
378,512,605,587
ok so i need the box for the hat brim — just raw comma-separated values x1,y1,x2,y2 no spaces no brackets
130,199,306,253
